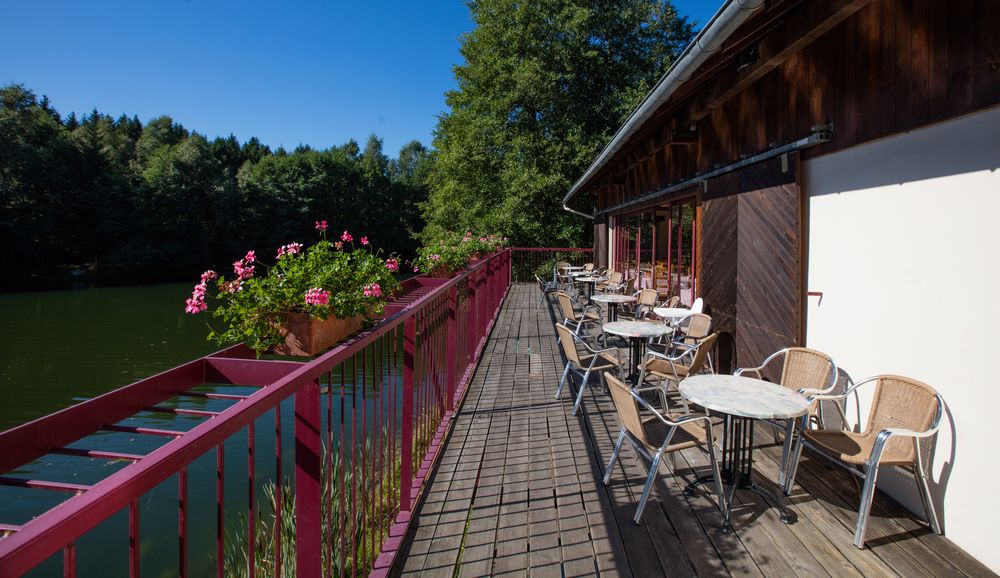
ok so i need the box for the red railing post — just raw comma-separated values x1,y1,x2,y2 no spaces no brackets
400,316,416,513
467,274,478,364
294,380,322,578
446,285,458,411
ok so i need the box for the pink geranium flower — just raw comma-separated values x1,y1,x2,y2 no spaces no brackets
200,270,218,283
360,236,369,246
385,258,399,272
341,230,353,243
233,258,255,280
276,242,303,259
363,283,382,298
315,220,328,231
304,288,330,306
244,250,256,263
334,241,343,251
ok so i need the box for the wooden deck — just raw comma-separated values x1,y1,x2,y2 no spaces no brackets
395,284,992,577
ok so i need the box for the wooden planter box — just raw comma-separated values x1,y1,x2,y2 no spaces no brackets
273,312,364,357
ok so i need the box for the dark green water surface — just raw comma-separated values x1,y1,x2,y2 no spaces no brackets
0,283,217,431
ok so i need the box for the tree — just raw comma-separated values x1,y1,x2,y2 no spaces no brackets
423,0,694,246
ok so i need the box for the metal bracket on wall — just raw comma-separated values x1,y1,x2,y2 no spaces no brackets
807,291,823,306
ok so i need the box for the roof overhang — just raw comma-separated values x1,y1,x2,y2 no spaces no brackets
562,0,765,216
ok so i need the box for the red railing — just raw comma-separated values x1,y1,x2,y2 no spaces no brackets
510,247,593,282
0,250,512,577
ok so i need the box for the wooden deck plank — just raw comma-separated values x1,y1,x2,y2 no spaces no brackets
395,284,991,578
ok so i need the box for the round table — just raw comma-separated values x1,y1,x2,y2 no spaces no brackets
679,374,808,531
602,320,671,377
591,293,637,322
653,306,693,327
574,275,606,299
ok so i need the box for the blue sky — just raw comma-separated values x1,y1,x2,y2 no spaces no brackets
1,1,718,156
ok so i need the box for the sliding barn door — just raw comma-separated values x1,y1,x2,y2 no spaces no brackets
700,153,803,372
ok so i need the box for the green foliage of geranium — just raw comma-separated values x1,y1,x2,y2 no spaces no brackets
410,231,507,276
186,223,399,355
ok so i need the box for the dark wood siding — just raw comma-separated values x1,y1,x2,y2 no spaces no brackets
699,154,801,372
587,0,1000,209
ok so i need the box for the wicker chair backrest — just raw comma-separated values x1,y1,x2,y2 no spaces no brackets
637,289,658,306
682,314,713,346
864,375,940,462
688,333,719,374
605,373,648,446
555,323,583,367
781,347,835,391
555,292,578,322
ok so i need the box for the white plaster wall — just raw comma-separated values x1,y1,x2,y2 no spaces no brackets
803,105,1000,571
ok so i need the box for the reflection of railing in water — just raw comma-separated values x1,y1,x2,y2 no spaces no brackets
0,250,512,578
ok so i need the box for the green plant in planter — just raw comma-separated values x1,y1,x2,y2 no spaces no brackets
185,221,400,355
410,231,508,276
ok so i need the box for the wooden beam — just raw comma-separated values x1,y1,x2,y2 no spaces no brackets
684,0,874,125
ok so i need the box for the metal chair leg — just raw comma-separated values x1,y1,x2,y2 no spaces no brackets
913,441,942,534
572,367,593,415
778,419,794,487
854,461,881,548
603,428,627,484
783,417,807,496
555,362,572,399
704,421,727,514
634,450,664,524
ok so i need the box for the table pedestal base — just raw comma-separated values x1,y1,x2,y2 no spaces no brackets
683,415,797,532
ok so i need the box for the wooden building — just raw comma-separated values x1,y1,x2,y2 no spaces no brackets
564,0,1000,571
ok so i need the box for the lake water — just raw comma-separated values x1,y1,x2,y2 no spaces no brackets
0,284,305,576
0,283,218,431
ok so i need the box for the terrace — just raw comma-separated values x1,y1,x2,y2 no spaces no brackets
1,250,990,577
397,281,990,577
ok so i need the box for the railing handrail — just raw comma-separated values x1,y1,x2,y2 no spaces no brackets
0,249,512,576
510,246,592,252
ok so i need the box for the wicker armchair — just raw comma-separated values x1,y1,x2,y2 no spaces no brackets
784,375,944,548
735,347,837,486
667,314,714,368
602,373,726,523
637,332,719,413
555,324,623,415
621,289,658,320
583,263,594,272
554,291,602,340
555,261,573,292
596,271,624,293
661,295,681,309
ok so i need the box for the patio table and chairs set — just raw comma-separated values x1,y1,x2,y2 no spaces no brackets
541,262,944,549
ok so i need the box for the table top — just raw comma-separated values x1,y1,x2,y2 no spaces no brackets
575,275,606,283
653,307,693,320
653,307,692,323
591,293,637,304
563,265,586,270
603,320,671,339
678,374,809,420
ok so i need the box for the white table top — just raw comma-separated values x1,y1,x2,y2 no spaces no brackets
603,320,671,339
678,374,809,420
653,307,693,321
591,293,637,304
575,275,606,283
563,265,586,270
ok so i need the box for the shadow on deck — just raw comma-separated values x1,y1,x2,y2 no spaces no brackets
394,284,990,577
